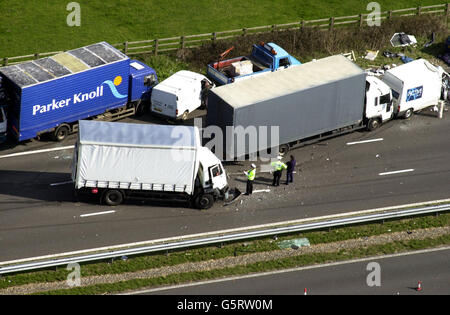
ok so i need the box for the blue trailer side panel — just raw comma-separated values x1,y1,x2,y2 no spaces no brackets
17,59,130,141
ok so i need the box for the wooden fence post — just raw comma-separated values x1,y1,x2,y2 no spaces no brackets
242,28,247,37
154,39,159,55
359,14,364,27
301,20,305,30
3,58,8,66
388,10,392,19
212,32,217,44
329,17,335,30
417,6,422,15
181,36,185,49
272,24,277,32
34,53,40,60
123,42,128,54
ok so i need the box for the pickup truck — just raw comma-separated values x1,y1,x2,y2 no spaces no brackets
206,42,301,85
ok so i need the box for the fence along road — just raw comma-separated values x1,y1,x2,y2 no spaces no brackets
2,3,448,66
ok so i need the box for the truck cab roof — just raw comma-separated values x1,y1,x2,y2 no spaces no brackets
260,42,290,59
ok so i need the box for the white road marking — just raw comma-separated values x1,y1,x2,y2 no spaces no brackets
0,145,74,159
49,181,73,187
253,189,271,193
80,211,116,218
379,169,414,176
346,138,383,145
122,246,450,295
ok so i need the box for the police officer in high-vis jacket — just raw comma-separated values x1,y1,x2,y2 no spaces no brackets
244,163,257,195
271,156,287,186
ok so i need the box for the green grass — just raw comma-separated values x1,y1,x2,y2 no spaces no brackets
1,212,449,291
36,234,450,295
140,55,190,81
0,0,446,57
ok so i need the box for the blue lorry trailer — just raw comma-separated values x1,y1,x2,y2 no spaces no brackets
0,42,157,142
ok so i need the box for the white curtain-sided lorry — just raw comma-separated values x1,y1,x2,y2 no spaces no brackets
382,59,448,119
72,120,228,209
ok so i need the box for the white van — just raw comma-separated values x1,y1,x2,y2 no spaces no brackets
151,70,213,120
382,59,444,119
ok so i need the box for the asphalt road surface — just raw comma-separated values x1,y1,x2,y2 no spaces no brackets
140,247,450,295
1,109,450,261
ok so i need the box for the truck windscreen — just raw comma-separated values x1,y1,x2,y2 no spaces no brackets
391,90,399,100
252,47,272,68
380,93,391,104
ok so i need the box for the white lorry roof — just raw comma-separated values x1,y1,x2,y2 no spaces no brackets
211,55,364,108
385,59,440,81
78,120,200,149
153,70,207,94
0,42,128,88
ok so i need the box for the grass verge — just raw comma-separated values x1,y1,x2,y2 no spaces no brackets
36,234,450,295
1,1,445,57
1,212,449,290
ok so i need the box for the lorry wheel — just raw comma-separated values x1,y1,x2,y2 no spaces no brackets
403,108,413,119
103,190,123,206
367,118,380,131
194,193,214,210
53,125,70,142
135,100,145,116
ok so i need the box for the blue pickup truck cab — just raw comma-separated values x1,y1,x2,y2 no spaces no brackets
0,42,157,143
206,42,301,86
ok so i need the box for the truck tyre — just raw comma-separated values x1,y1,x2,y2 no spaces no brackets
194,193,214,210
53,125,70,142
403,108,413,119
367,118,380,131
135,100,145,116
103,189,123,206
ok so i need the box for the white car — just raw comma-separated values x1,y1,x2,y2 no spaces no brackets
151,70,213,120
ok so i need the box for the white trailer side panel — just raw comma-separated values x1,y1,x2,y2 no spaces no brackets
74,120,200,194
383,59,442,111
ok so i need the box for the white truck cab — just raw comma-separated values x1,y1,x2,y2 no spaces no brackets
364,75,394,130
198,146,228,191
151,70,214,120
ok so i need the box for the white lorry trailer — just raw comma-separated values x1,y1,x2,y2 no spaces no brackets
72,120,228,209
381,59,448,119
150,70,213,120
